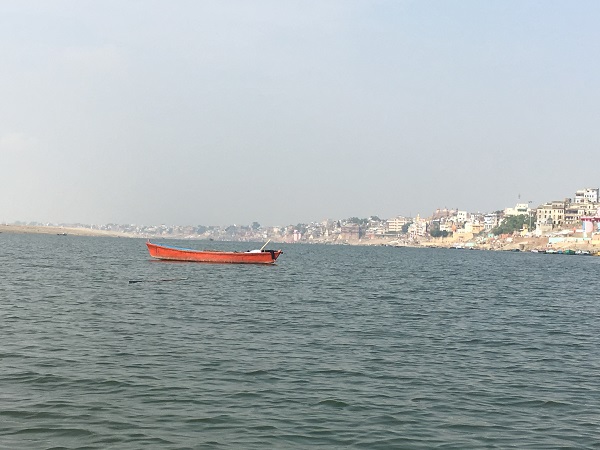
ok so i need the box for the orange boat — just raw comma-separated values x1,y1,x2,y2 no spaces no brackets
146,240,283,264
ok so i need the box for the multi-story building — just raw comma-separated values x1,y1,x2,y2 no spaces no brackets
564,205,581,225
408,221,427,237
464,221,484,234
456,211,468,223
578,202,599,217
386,216,411,233
439,217,455,233
551,188,600,226
536,200,566,229
340,224,362,240
408,215,428,237
504,203,531,216
574,188,599,204
431,208,457,219
483,213,498,232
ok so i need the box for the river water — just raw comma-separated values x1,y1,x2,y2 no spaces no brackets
1,233,599,449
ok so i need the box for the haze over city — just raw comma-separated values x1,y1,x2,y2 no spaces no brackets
1,1,599,227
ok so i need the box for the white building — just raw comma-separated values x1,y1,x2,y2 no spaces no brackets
574,188,599,204
408,215,427,237
483,213,498,232
386,216,411,233
504,203,531,216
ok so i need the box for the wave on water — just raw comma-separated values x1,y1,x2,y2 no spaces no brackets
1,236,600,448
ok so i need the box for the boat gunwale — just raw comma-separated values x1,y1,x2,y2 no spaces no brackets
147,241,279,256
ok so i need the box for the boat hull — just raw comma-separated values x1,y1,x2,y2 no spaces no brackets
146,241,282,264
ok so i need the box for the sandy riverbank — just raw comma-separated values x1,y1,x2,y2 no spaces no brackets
0,224,134,238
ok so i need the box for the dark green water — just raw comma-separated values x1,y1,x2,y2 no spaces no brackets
1,233,599,449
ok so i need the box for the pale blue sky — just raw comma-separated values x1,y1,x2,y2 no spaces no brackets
1,1,599,226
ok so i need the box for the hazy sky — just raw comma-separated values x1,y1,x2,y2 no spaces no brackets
1,1,599,226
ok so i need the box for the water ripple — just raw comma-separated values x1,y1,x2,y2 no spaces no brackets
1,236,600,448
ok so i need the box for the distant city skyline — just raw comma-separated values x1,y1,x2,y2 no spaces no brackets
6,183,597,229
1,1,599,226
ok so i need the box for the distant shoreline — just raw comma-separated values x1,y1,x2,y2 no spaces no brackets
2,224,599,254
0,224,133,238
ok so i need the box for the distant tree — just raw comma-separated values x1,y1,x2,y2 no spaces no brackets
491,214,530,235
251,221,261,230
401,222,413,233
430,229,450,238
348,217,369,225
369,216,381,222
529,212,537,229
296,223,308,233
429,220,450,238
196,225,207,234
